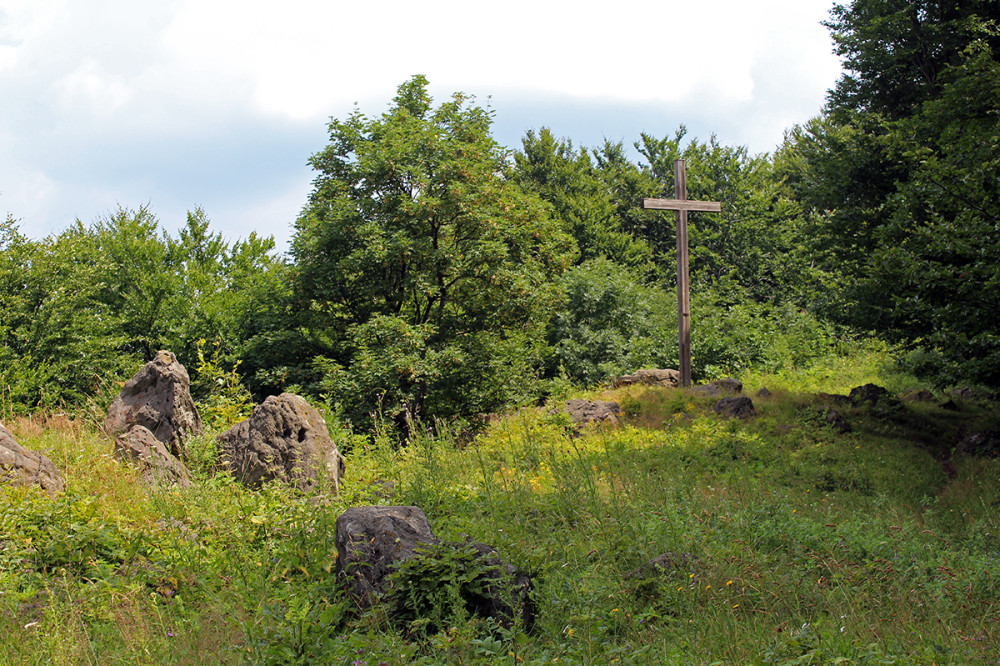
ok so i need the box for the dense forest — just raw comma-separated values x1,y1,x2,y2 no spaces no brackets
2,0,998,434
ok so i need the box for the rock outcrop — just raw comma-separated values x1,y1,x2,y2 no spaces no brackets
692,378,743,397
818,406,852,433
613,369,680,388
0,423,64,497
336,505,437,607
900,388,935,402
114,425,192,488
106,350,202,458
335,505,534,629
849,383,889,406
713,396,757,419
219,393,345,492
563,399,621,427
956,430,1000,458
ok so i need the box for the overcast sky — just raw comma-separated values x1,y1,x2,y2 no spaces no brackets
1,0,843,251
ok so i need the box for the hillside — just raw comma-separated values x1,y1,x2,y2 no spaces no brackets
1,351,998,665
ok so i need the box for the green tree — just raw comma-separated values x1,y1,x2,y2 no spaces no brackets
292,76,576,431
546,258,676,386
785,0,1000,385
825,0,1000,121
0,218,129,409
0,206,281,412
636,128,809,304
513,128,653,269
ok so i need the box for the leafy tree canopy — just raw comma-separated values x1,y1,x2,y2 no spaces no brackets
291,76,577,431
784,0,1000,386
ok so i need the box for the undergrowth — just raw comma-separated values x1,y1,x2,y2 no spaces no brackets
1,348,999,664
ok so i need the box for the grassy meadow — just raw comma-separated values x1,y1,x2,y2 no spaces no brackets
1,348,999,665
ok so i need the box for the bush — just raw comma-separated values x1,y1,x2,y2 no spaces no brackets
547,258,676,386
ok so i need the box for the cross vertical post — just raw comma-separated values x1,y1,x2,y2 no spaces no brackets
674,160,692,386
642,159,722,387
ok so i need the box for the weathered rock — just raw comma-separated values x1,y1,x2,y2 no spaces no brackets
713,396,757,419
105,350,202,458
626,552,700,579
900,388,935,402
818,406,852,433
815,392,851,406
336,506,535,629
850,383,903,415
0,423,64,497
756,387,773,398
956,430,1000,458
949,386,997,402
849,383,889,406
219,393,345,492
114,425,192,488
692,378,743,397
613,368,680,388
336,505,437,606
455,538,536,631
563,399,621,427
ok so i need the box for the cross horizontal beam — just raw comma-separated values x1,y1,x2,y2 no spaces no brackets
643,198,722,213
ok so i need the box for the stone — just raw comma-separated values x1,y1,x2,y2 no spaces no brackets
626,552,699,579
219,393,345,492
692,378,743,397
756,387,773,398
900,388,935,402
818,406,852,433
0,423,64,497
956,430,1000,458
336,505,437,607
563,399,621,427
454,538,536,631
849,383,889,406
105,350,202,458
336,506,535,629
850,383,903,414
613,368,680,388
114,425,192,488
815,392,851,406
713,396,757,419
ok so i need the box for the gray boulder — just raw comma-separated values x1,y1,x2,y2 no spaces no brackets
613,369,680,388
114,425,192,488
849,383,889,406
455,538,536,631
219,393,345,492
713,396,757,419
563,399,621,427
0,423,64,497
627,551,700,579
956,430,1000,458
900,388,935,402
818,406,852,433
692,378,743,397
106,350,202,458
815,392,851,406
336,505,535,629
336,505,437,607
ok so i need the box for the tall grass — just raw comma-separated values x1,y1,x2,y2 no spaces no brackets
1,351,998,664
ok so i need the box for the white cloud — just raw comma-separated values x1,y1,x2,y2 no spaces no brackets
161,0,838,123
54,59,133,115
1,0,841,241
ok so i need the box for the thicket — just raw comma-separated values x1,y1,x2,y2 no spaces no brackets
2,1,998,432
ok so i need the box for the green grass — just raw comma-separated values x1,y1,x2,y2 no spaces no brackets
2,350,999,664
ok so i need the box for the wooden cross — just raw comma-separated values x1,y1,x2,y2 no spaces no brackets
642,159,721,387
